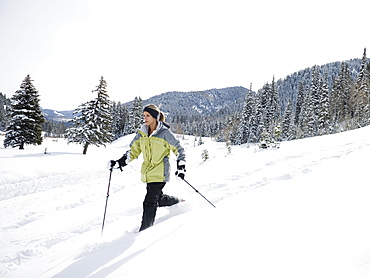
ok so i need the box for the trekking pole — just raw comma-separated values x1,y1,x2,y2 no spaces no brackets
182,178,216,208
101,161,115,236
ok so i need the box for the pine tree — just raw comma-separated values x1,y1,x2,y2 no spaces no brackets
295,81,305,126
261,83,272,130
66,101,94,154
128,96,143,133
258,127,272,149
310,66,321,136
260,77,280,134
318,70,331,135
235,95,248,145
331,62,354,131
273,123,282,148
198,136,204,146
354,48,370,126
235,85,255,145
281,100,294,140
247,93,260,144
270,76,280,127
93,77,114,143
111,101,129,138
340,62,352,123
4,75,45,149
300,89,316,138
66,77,114,154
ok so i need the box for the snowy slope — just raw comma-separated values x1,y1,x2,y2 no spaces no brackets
1,127,370,277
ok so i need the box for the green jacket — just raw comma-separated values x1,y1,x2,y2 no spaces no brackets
128,122,186,183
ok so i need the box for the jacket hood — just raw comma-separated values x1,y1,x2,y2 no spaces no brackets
139,121,170,136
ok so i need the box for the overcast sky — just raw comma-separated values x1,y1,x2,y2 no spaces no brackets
0,0,369,111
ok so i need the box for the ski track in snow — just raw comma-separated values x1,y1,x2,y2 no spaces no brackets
1,129,370,277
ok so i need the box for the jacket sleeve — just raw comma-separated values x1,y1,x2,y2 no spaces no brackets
128,132,142,162
166,131,186,162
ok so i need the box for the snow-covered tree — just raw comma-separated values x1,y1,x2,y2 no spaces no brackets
259,77,280,134
354,48,370,126
4,75,45,149
330,62,352,129
310,66,321,136
281,100,294,140
66,77,114,154
258,127,272,149
318,70,331,135
295,81,305,126
111,101,129,139
93,77,114,142
66,101,94,154
300,89,316,138
128,96,143,133
247,94,260,144
235,86,255,145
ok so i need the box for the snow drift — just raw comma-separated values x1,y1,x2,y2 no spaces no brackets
1,127,370,277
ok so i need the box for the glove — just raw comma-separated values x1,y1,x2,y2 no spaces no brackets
109,160,117,170
175,160,186,180
116,154,127,171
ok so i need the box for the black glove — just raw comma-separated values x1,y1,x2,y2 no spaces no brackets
175,160,186,180
116,154,127,171
109,160,117,170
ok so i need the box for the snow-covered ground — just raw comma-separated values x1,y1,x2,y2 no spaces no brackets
1,127,370,278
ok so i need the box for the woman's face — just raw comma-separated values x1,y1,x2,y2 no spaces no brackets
143,111,156,126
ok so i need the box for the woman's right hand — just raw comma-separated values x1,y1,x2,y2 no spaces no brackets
116,154,128,171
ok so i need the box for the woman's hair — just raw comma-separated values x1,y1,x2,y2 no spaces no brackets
144,104,165,122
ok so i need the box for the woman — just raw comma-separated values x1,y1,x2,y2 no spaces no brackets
116,104,186,231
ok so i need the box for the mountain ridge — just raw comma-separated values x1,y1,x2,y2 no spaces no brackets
42,86,248,122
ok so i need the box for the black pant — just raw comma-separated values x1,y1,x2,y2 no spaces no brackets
139,182,179,231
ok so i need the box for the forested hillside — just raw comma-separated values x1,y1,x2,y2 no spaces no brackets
141,86,248,136
277,58,363,112
228,51,369,146
142,86,247,118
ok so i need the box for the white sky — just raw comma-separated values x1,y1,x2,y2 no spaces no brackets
0,0,369,111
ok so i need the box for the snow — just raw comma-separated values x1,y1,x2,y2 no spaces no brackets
1,127,370,277
53,111,65,117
